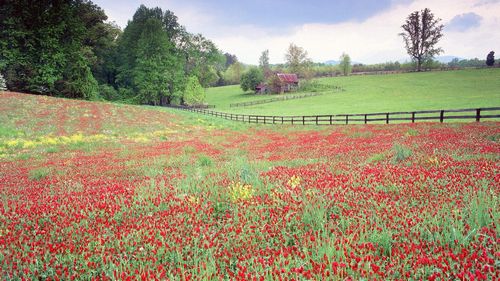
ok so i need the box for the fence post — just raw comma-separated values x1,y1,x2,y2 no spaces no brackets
316,116,319,125
303,116,305,125
386,113,389,124
329,115,332,125
440,110,444,123
264,116,266,124
282,117,284,124
345,115,348,125
476,108,481,122
273,116,276,124
364,114,367,124
411,112,415,123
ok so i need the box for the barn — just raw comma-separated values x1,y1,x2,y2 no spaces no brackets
276,73,299,93
256,73,299,94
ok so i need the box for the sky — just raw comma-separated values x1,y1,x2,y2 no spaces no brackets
93,0,500,64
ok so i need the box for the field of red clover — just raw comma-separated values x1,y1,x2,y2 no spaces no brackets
0,92,498,280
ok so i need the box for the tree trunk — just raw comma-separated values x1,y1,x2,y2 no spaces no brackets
417,59,422,72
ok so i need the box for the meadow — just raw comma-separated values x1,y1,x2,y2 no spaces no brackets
206,69,500,115
0,91,498,280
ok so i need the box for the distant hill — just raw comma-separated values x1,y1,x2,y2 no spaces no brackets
324,60,362,65
324,60,339,65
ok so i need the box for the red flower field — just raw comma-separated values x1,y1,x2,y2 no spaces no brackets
0,92,499,280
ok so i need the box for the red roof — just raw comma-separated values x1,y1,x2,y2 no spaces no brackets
277,73,299,83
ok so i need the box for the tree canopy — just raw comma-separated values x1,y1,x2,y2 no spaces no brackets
240,68,264,93
0,0,112,98
285,43,311,78
0,2,226,104
183,76,205,105
399,8,444,71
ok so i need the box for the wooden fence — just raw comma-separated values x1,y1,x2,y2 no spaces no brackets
229,86,344,108
230,93,322,108
167,106,500,125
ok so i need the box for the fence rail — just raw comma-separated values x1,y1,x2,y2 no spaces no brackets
167,106,500,125
229,86,344,108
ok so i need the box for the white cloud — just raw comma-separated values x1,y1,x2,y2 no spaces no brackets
98,0,500,64
205,0,500,64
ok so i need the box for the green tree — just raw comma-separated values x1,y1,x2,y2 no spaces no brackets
179,32,224,87
183,76,205,105
240,67,264,92
399,8,444,71
223,62,243,85
132,18,182,105
0,0,109,98
259,49,271,78
339,53,352,76
285,43,311,78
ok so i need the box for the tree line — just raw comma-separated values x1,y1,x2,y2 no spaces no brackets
0,1,240,105
1,3,497,101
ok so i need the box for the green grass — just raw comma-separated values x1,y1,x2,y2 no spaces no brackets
206,69,500,115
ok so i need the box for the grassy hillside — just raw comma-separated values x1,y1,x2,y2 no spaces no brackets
206,69,500,115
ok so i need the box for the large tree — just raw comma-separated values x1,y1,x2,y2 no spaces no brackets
285,43,311,77
132,18,183,105
0,0,109,99
399,8,444,71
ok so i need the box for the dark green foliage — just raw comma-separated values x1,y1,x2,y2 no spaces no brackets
486,51,495,67
241,68,264,92
0,0,111,99
132,18,182,105
99,84,119,100
1,2,226,105
114,5,224,104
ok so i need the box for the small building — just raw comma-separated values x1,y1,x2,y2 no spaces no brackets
256,73,299,94
255,83,268,94
276,73,299,93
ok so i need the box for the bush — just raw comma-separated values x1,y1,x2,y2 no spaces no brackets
183,76,205,105
99,84,119,100
392,144,412,163
241,67,263,92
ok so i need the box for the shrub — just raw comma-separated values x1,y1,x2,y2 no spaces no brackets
392,144,412,163
29,167,51,181
99,84,119,100
241,67,263,92
183,76,205,105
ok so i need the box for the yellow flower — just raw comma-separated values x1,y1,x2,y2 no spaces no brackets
5,139,20,148
22,140,36,149
228,182,253,202
287,175,302,188
69,133,84,143
427,156,439,167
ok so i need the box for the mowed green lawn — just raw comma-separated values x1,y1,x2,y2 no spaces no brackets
206,68,500,115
